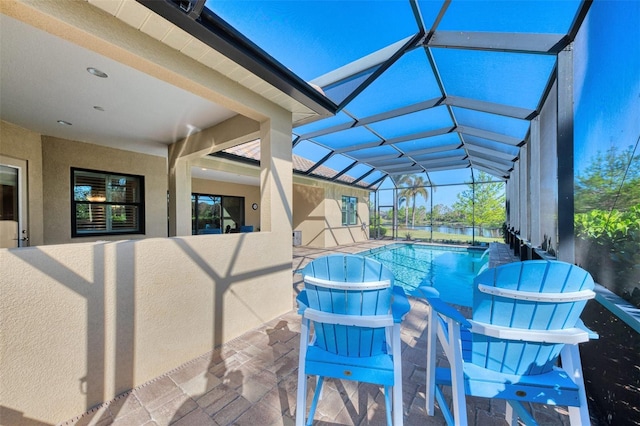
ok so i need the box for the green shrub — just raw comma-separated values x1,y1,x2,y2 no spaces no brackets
369,226,387,238
575,204,640,306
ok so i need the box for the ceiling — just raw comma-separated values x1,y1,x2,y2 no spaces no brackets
0,13,236,157
191,164,259,186
0,0,317,185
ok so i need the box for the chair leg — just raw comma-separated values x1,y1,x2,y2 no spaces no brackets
435,385,455,426
392,323,403,425
446,318,467,426
296,319,310,426
425,303,437,416
307,377,324,426
561,345,590,426
506,400,536,425
506,400,516,425
295,375,307,426
384,385,393,426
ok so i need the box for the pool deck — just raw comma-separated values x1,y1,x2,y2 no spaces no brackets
63,242,577,426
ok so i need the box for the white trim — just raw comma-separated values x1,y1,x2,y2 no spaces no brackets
476,283,595,302
303,307,394,328
0,156,28,248
304,275,391,290
468,320,592,344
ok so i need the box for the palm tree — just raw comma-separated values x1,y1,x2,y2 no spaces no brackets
396,175,413,229
397,196,407,227
406,175,429,228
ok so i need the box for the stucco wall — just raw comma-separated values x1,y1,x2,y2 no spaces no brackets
0,233,293,423
293,179,370,248
41,136,168,244
0,120,45,246
292,183,326,246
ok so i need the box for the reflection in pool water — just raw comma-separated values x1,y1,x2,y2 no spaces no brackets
361,243,488,307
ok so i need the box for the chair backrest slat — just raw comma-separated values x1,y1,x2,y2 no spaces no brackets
471,260,594,375
302,255,394,358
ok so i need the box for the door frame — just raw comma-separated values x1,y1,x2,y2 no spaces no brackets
0,155,28,247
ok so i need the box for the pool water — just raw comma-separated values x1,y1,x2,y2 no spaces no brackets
361,244,488,307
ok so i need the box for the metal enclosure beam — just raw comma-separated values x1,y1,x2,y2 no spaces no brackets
457,125,524,146
444,96,536,120
463,141,519,161
428,31,568,54
556,46,575,262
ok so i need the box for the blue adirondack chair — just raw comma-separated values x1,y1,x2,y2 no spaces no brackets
296,254,410,426
420,260,597,426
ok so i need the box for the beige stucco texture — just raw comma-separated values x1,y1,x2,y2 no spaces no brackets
293,178,370,247
0,232,292,423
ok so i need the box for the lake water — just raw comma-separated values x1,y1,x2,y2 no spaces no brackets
397,225,500,238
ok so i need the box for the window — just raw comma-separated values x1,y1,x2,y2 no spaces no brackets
192,193,245,234
71,168,144,237
342,195,358,226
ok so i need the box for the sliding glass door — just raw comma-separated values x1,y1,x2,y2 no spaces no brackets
191,193,245,234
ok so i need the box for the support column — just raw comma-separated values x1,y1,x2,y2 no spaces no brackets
168,146,192,237
529,117,542,246
259,110,293,236
511,164,520,232
557,46,575,263
167,115,260,237
519,146,529,240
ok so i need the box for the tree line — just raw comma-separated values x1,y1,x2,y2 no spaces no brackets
382,171,505,230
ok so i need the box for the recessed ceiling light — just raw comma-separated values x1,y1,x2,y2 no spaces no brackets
87,67,108,78
93,106,105,111
57,120,72,126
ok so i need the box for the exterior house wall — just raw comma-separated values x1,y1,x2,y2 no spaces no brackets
293,178,370,248
0,124,294,423
191,157,372,248
0,116,295,426
41,136,168,245
293,184,327,246
0,120,45,246
0,232,293,423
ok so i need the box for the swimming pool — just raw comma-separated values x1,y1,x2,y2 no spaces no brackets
361,243,488,307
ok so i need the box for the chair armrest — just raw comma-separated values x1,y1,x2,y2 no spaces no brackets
418,285,471,328
296,291,309,315
468,320,596,344
576,319,599,340
392,285,411,322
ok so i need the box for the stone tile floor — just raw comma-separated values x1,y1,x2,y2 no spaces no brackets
62,242,573,426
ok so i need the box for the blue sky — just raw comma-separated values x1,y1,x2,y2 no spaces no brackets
574,0,640,173
207,1,639,200
209,1,582,81
208,1,417,81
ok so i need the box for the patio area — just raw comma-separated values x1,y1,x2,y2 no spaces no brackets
60,242,577,426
